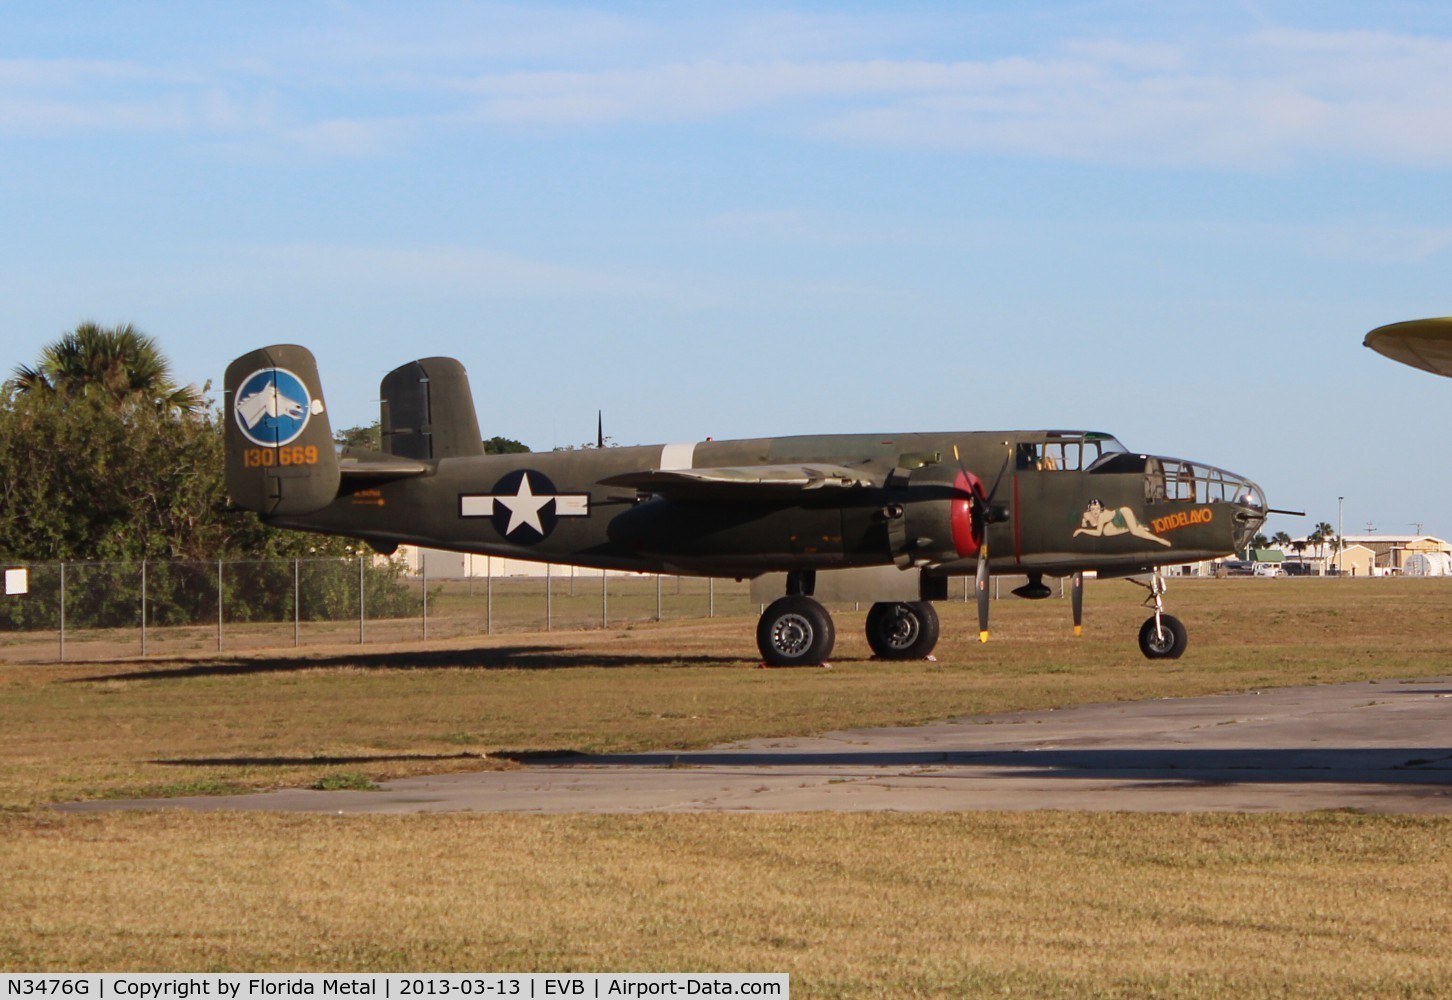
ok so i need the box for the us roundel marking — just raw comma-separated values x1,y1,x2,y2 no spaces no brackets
458,470,590,545
234,367,318,447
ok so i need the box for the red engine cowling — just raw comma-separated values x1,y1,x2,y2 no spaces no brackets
950,469,985,558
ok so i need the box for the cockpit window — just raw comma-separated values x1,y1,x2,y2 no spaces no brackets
1018,433,1127,472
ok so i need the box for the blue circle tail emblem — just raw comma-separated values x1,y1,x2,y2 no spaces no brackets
235,368,314,447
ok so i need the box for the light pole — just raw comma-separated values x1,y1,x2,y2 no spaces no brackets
1338,496,1344,577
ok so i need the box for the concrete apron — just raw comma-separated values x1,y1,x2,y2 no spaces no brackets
58,677,1452,816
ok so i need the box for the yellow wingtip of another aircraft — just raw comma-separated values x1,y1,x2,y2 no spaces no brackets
1365,316,1452,379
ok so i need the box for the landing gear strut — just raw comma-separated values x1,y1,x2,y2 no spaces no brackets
1132,570,1187,659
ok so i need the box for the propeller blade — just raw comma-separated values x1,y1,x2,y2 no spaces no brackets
1071,571,1084,637
976,545,991,642
984,444,1012,505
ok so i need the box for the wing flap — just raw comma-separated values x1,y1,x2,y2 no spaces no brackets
600,463,876,500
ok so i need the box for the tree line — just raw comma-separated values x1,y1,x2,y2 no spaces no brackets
0,323,528,566
0,323,343,564
0,324,525,628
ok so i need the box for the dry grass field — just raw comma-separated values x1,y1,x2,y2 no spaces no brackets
3,577,1452,995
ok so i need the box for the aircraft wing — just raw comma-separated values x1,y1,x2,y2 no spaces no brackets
600,463,876,499
1364,317,1452,378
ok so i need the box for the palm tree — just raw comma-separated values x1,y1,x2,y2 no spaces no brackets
11,322,204,412
1310,521,1336,574
1271,530,1293,549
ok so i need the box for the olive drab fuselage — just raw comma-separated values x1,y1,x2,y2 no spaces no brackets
270,432,1263,582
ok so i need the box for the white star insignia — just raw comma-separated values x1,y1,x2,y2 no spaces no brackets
495,473,552,536
458,475,590,536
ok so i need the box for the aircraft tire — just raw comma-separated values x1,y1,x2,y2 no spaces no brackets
757,596,836,666
865,601,940,660
1138,614,1188,659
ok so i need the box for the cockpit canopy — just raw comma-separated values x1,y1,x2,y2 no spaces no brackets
1014,432,1127,472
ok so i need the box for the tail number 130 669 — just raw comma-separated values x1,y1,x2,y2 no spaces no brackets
243,445,320,468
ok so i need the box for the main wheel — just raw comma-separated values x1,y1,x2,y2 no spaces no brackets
1138,614,1188,659
865,601,941,660
757,596,836,666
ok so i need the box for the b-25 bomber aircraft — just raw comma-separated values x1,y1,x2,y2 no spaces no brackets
225,345,1269,664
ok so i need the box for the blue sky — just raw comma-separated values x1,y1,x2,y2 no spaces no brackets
5,1,1452,540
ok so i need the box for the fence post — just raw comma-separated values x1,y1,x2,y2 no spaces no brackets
486,556,493,635
422,552,429,641
217,559,223,652
293,559,300,647
546,563,552,632
601,570,608,628
358,554,365,644
59,561,66,663
141,559,148,657
656,574,662,621
709,577,715,618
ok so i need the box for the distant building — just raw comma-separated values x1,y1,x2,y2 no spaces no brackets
1269,535,1452,577
394,546,634,579
1338,535,1452,576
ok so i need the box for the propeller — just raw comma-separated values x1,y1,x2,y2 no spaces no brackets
955,444,1013,642
1071,571,1084,636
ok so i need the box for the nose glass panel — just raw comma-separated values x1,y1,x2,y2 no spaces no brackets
1160,460,1263,506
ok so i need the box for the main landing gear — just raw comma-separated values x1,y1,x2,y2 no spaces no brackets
756,595,836,666
756,596,942,666
755,572,946,666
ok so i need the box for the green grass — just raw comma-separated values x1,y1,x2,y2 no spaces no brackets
3,810,1451,996
3,578,1446,808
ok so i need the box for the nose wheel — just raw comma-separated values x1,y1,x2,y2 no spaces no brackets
1132,571,1188,659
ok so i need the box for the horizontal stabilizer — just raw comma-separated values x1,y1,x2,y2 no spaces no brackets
600,463,875,500
339,451,431,479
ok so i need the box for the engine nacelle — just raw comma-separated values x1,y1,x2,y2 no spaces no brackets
888,469,984,568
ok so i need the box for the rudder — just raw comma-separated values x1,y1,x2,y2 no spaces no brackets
380,357,484,461
224,345,341,516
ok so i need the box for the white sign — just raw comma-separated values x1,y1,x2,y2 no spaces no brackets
4,568,26,596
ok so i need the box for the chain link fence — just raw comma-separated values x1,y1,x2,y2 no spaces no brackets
0,557,755,664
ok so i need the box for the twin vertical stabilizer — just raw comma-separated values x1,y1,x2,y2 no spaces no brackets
380,357,484,461
224,345,341,516
225,346,486,517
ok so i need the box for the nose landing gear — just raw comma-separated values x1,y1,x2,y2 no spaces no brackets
1131,570,1187,659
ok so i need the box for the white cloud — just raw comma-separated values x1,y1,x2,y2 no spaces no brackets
220,243,658,300
6,14,1452,168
